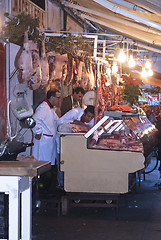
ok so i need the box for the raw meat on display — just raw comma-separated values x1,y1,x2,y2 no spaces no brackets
47,51,56,82
108,104,132,112
72,57,79,88
72,59,78,86
95,71,106,123
28,41,41,90
40,36,49,89
65,58,74,86
77,61,89,91
15,31,33,83
62,60,68,82
94,137,143,152
53,54,68,80
88,63,95,90
47,51,68,82
58,122,90,133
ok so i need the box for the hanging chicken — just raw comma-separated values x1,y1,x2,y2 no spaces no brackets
14,31,33,83
40,34,49,89
28,41,41,90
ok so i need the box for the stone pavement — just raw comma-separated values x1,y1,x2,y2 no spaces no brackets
32,158,161,240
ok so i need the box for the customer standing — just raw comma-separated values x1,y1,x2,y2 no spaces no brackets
32,90,59,165
60,87,85,116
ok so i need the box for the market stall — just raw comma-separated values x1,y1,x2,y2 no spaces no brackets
59,113,158,215
1,14,159,219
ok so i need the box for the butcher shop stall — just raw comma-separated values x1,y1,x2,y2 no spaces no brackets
58,111,158,216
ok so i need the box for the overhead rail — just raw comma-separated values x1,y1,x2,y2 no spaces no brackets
40,30,161,54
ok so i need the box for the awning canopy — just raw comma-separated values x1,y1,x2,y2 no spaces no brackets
61,0,161,51
60,0,161,87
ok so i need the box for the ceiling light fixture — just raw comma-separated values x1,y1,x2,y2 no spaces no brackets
128,49,135,68
141,67,148,78
145,54,151,69
118,42,126,63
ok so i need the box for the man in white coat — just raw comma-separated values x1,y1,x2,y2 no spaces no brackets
32,90,59,165
57,105,98,146
58,105,95,128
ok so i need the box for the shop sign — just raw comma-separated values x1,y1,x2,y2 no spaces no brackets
148,94,159,105
138,93,148,102
11,0,46,29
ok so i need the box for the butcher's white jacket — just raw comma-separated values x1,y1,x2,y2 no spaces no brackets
32,101,59,165
57,108,94,127
57,108,98,153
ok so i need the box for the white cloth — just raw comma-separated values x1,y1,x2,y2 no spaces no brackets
57,107,94,127
32,101,59,165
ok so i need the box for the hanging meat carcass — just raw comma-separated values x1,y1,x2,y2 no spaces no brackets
15,31,33,83
28,41,41,90
72,57,79,88
53,54,68,80
47,51,57,82
65,58,74,87
61,59,68,82
40,35,49,89
47,52,68,82
77,61,89,91
95,62,106,123
88,62,95,90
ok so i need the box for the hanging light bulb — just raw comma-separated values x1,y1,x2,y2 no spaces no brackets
118,42,126,63
141,67,148,78
147,69,153,76
118,49,126,63
128,49,135,68
141,53,153,78
145,59,151,69
145,54,151,69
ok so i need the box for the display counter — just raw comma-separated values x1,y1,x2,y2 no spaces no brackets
59,115,158,194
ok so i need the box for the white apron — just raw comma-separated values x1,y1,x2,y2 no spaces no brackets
33,135,56,165
32,101,58,165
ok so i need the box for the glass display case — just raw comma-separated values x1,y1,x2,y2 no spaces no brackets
85,115,158,157
59,114,158,194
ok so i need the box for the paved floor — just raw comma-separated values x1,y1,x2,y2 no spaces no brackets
32,158,161,240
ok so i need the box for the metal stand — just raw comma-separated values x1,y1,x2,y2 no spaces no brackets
61,193,120,219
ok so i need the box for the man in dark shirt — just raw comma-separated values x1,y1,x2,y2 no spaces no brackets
60,87,85,116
